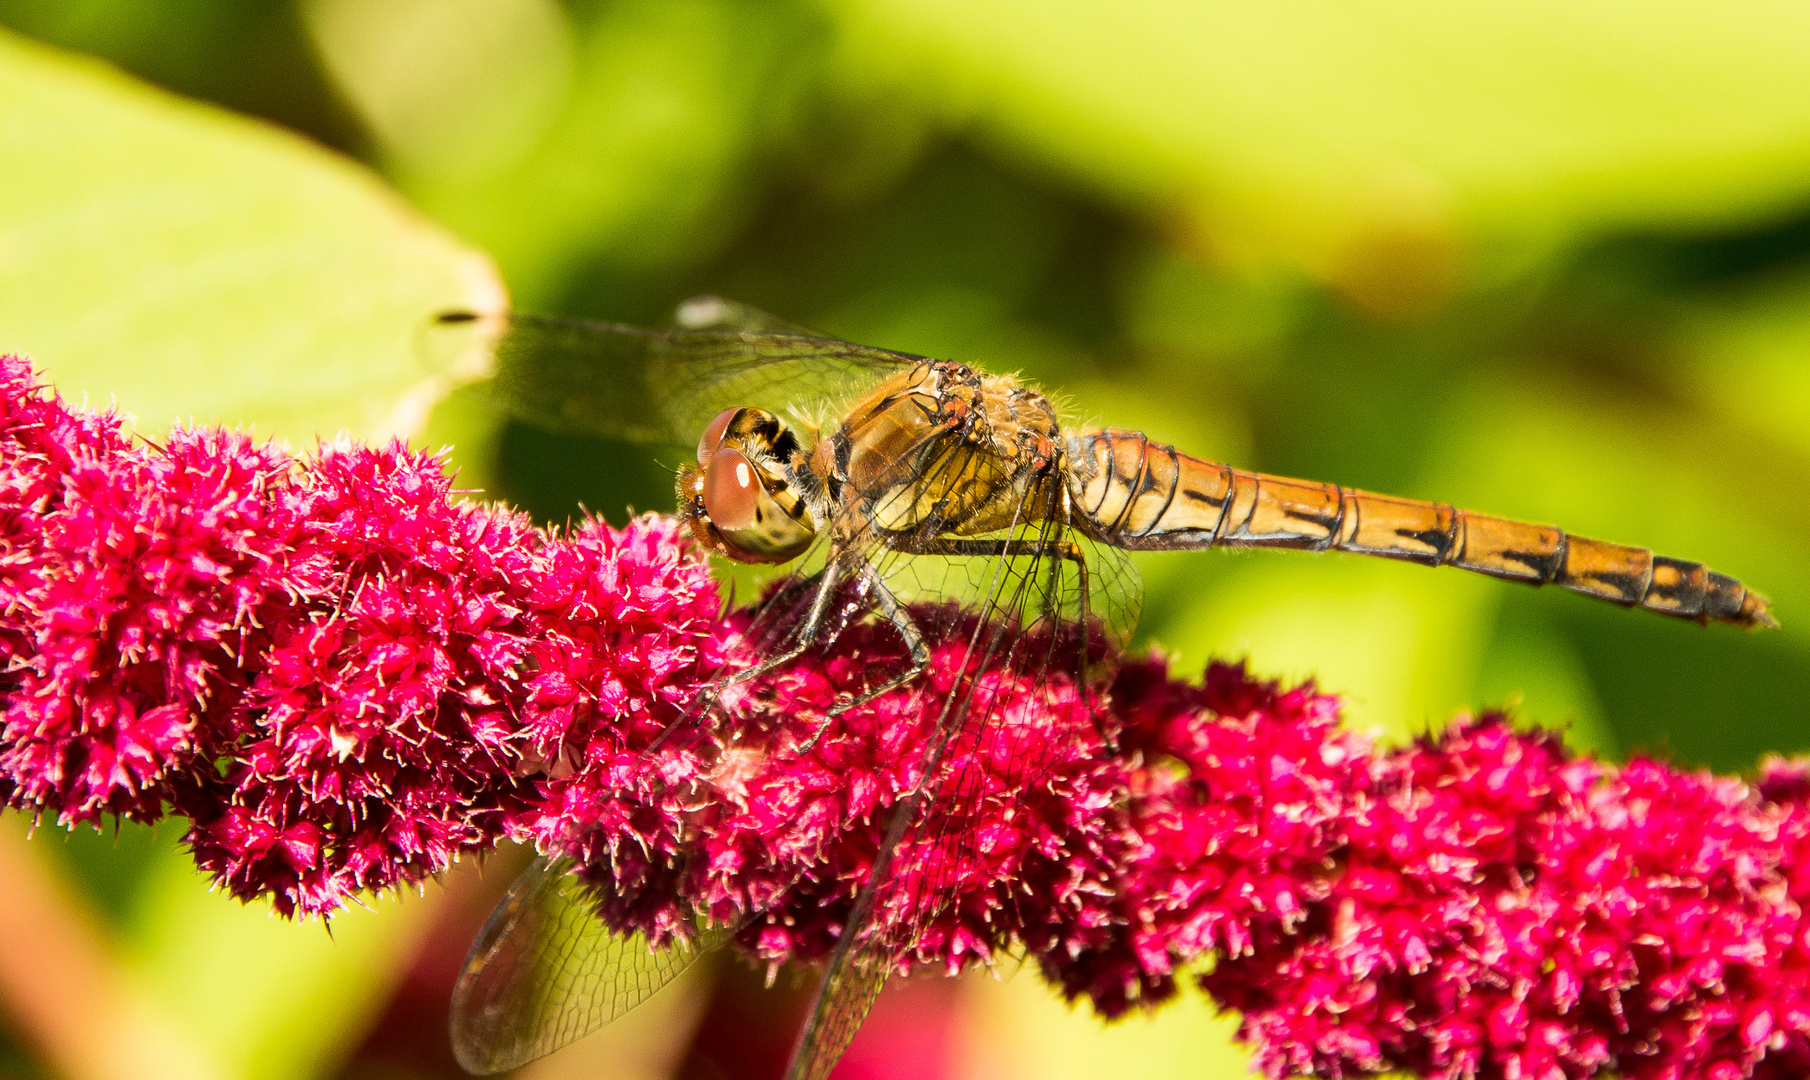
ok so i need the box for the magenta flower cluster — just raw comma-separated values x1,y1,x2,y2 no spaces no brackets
2,353,1805,1080
0,354,721,915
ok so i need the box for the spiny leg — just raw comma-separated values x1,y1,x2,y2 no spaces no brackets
644,569,833,755
736,557,847,683
739,569,825,652
798,532,1091,753
802,563,932,751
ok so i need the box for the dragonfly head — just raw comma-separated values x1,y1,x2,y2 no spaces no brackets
677,407,817,564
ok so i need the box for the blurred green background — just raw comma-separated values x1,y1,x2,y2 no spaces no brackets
1,2,1807,1078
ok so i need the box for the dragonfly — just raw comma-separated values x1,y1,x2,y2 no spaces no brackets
435,296,1776,1080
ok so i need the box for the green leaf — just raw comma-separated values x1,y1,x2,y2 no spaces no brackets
830,0,1810,298
0,28,501,444
398,0,819,309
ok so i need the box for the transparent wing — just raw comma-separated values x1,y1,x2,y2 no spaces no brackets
779,451,1143,1080
449,854,734,1075
425,297,923,447
781,800,908,1080
786,956,890,1080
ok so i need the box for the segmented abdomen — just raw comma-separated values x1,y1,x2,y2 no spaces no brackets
1066,430,1776,629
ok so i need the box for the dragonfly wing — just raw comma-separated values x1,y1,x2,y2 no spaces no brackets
449,854,732,1075
671,294,823,336
426,301,922,447
776,486,1144,1079
782,921,894,1080
781,771,934,1080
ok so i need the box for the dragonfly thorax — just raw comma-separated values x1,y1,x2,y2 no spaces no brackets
678,406,819,564
828,361,1066,542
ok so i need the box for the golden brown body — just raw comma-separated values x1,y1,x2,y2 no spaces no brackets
1067,429,1775,629
758,359,1774,631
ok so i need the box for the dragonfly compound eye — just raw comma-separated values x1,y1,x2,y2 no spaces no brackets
702,447,815,563
703,447,761,530
697,407,741,467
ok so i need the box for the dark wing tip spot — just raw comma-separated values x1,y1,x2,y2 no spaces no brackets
435,310,480,324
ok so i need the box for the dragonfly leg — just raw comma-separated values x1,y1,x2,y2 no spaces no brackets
715,556,849,692
647,569,832,754
1047,544,1115,750
742,570,824,646
804,564,931,748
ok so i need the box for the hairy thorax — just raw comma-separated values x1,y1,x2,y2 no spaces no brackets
811,361,1065,544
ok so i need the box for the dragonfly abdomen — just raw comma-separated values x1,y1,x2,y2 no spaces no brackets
1067,430,1775,629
